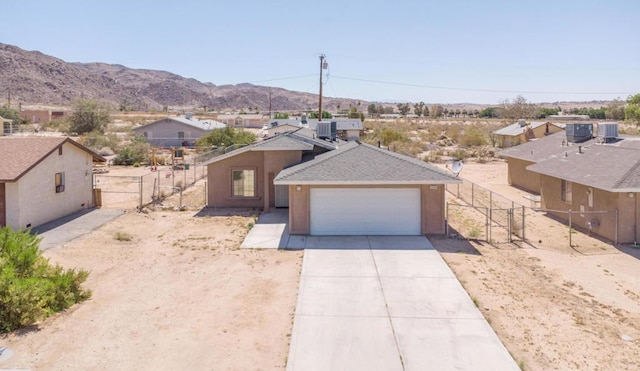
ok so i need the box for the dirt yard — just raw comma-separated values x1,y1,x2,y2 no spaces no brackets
434,160,640,370
1,182,303,370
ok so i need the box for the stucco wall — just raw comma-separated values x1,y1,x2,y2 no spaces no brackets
539,174,637,243
206,150,302,210
133,119,208,148
507,158,540,193
287,184,446,235
5,142,95,229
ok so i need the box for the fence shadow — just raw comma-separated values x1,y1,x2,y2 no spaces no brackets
429,227,482,256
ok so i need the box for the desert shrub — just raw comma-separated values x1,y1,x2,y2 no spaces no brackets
0,227,91,333
449,149,470,160
460,127,488,147
77,130,118,153
115,232,133,241
114,136,150,165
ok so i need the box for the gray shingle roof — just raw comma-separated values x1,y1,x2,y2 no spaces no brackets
527,144,640,192
201,133,315,166
499,132,592,162
274,141,461,184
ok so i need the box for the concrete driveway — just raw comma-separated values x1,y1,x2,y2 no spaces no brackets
286,236,519,371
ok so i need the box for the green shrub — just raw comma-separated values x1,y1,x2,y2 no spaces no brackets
0,227,91,333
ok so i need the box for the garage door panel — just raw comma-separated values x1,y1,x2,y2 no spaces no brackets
310,188,421,235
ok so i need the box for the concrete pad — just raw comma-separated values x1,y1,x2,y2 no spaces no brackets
381,277,483,319
32,208,124,250
295,276,387,317
286,316,403,371
240,210,289,249
372,249,456,278
392,318,520,371
286,235,307,250
367,235,434,250
301,249,377,277
304,235,370,250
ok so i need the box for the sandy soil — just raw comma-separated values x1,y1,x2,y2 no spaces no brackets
434,160,640,370
1,184,303,370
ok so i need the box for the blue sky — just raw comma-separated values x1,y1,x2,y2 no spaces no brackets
1,0,638,104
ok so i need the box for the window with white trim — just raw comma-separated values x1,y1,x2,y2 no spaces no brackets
55,172,65,193
232,169,255,197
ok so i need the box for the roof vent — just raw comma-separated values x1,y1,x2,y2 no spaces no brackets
185,112,193,120
565,123,593,143
597,122,619,143
518,119,527,127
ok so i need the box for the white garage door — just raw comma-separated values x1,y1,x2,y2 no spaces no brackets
310,188,421,235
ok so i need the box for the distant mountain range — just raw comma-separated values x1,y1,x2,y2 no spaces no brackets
0,43,366,112
0,42,614,113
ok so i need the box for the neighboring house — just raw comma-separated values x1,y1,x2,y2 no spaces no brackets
0,137,105,230
204,128,460,236
267,118,363,141
132,114,226,148
19,109,67,124
493,120,565,148
1,116,13,135
261,122,303,138
501,122,640,243
216,114,265,128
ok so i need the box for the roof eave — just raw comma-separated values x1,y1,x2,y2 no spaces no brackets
273,179,462,185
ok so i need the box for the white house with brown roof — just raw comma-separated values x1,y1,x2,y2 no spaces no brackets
216,114,265,128
0,137,105,229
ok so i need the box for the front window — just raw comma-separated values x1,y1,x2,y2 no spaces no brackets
232,169,255,197
55,172,65,193
178,131,185,140
561,180,572,203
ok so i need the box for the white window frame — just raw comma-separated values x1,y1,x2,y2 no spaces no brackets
561,180,572,204
55,172,65,193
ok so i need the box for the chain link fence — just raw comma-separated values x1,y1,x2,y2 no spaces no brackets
446,179,618,249
93,163,207,210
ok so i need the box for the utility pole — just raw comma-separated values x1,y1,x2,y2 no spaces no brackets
269,91,272,119
318,54,327,120
7,88,11,108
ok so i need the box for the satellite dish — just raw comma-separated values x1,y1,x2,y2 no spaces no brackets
451,161,464,177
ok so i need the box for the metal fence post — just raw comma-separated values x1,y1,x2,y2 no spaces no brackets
522,205,526,242
139,176,143,210
508,208,513,243
485,207,489,242
471,183,475,207
615,209,619,245
568,209,572,247
445,202,449,236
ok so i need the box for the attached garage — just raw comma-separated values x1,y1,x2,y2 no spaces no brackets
310,188,421,235
274,141,461,236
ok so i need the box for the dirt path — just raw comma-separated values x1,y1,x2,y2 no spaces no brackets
2,207,302,370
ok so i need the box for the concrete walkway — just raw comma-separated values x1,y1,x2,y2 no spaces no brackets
31,208,124,250
240,209,289,249
286,236,519,371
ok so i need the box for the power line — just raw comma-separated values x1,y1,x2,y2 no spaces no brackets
248,74,316,84
330,75,632,96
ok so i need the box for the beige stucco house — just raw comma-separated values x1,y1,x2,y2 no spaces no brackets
0,137,105,230
132,114,225,148
216,114,265,129
501,123,640,244
205,128,460,236
493,120,564,148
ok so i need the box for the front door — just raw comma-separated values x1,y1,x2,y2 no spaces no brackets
0,183,6,227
